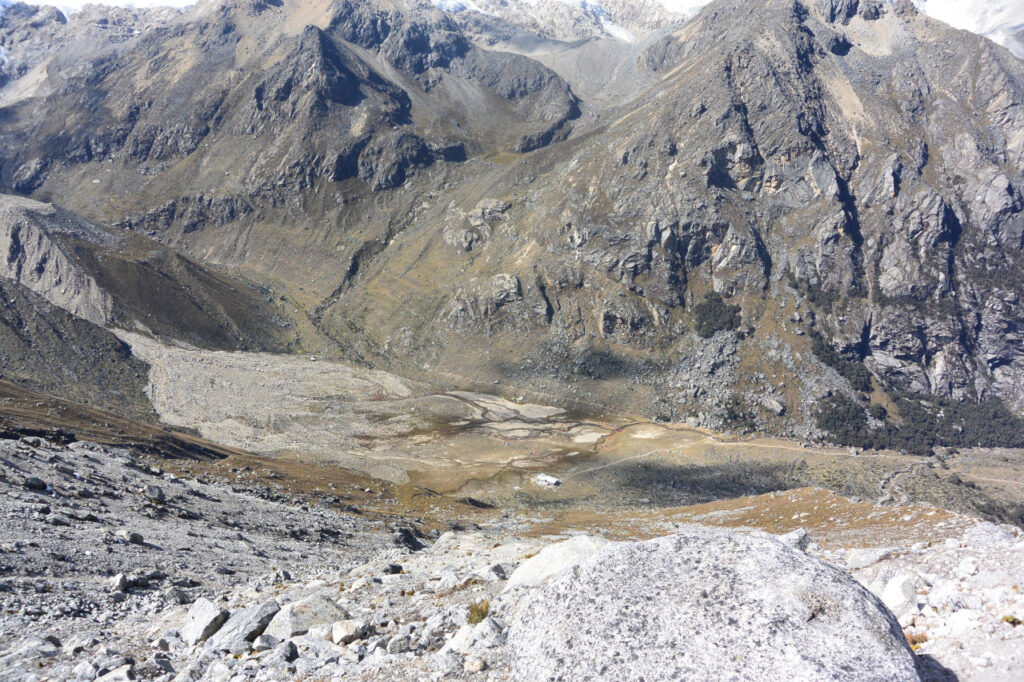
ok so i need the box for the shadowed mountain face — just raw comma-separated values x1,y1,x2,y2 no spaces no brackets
0,0,1023,440
0,193,294,351
0,275,154,417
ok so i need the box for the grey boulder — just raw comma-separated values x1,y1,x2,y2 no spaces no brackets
204,600,280,653
263,594,348,640
180,598,228,646
504,535,608,590
508,528,921,682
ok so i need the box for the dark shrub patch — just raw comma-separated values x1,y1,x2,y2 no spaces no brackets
809,331,873,393
693,292,741,338
815,392,1024,455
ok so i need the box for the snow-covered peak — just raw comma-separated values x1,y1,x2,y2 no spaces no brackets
2,0,1021,57
428,0,688,42
913,0,1024,58
0,0,195,14
432,0,1024,55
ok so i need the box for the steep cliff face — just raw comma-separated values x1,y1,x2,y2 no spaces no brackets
0,193,297,352
1,0,1023,441
0,194,114,325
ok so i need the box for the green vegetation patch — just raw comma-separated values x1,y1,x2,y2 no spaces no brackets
815,392,1024,456
809,331,873,393
693,292,742,338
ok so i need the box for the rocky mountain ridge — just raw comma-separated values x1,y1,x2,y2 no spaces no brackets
1,0,1024,440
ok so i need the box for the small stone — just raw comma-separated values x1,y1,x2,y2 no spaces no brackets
143,485,165,503
387,635,411,654
957,557,979,579
95,664,134,681
264,640,298,666
778,528,810,552
464,656,487,673
471,617,505,648
109,573,129,592
251,634,279,652
331,619,367,645
880,574,917,618
384,563,403,575
67,637,99,655
114,529,144,545
72,660,97,680
46,513,72,527
308,623,332,640
22,476,47,491
163,587,190,605
761,397,786,415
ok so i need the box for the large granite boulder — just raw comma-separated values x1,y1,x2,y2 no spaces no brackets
508,527,920,681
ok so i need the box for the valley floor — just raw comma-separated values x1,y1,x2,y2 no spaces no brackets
0,331,1021,681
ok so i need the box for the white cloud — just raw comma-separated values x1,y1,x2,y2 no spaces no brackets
913,0,1023,58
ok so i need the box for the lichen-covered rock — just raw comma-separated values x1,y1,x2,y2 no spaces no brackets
508,528,921,681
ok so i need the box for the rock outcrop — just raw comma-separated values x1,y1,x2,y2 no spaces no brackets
0,194,113,325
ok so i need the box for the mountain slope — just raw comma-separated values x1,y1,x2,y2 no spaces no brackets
0,193,296,351
1,0,1023,446
0,275,153,416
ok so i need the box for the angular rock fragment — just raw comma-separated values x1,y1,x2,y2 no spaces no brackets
205,600,280,653
264,594,348,640
180,598,228,645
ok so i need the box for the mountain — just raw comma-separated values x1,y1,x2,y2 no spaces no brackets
0,191,305,418
432,0,1024,56
1,0,1023,451
4,4,1024,679
913,0,1024,59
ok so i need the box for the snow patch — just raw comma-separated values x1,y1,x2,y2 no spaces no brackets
651,0,1024,58
913,0,1024,58
430,0,498,17
8,0,195,17
652,0,710,18
581,1,637,42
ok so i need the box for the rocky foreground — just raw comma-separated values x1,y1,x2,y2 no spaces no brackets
1,436,1023,681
